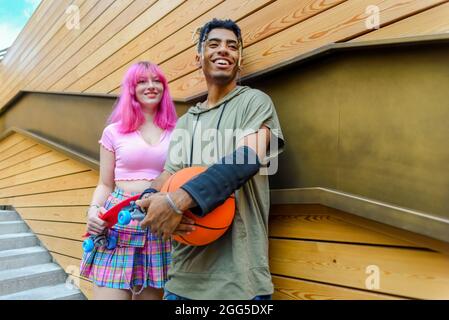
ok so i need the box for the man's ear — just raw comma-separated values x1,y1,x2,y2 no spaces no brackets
195,53,202,68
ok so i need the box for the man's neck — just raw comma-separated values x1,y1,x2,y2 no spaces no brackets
205,81,237,108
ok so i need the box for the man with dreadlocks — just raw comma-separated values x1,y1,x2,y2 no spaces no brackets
135,18,285,300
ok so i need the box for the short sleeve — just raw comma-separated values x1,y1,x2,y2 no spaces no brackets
236,90,285,164
98,124,116,153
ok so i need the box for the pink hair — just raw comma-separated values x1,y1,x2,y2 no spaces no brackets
108,61,177,133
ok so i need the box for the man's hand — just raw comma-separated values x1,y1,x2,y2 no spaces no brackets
174,215,196,237
135,190,196,241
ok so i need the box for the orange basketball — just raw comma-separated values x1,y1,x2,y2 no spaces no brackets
161,166,235,246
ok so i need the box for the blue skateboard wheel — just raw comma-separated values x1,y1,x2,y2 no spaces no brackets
83,237,94,253
106,235,117,250
118,209,132,225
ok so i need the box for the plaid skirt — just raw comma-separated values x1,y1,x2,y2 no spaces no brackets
80,187,172,291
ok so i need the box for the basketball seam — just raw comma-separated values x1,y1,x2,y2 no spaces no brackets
178,234,196,245
193,223,230,230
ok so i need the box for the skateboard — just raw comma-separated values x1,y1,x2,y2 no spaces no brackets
82,194,147,253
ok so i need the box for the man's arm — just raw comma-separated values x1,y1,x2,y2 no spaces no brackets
238,125,270,162
136,125,271,240
169,124,270,212
158,124,269,212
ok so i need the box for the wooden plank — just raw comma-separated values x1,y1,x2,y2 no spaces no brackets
2,0,51,66
37,234,84,259
68,0,224,92
273,203,449,256
66,0,183,83
0,0,73,97
0,151,66,181
48,252,91,299
352,2,449,42
0,139,37,162
0,145,51,172
7,0,99,98
326,206,449,256
158,0,347,84
0,171,97,198
1,0,54,65
79,277,93,300
0,0,73,71
36,235,91,299
0,159,91,189
51,253,92,298
94,0,274,94
17,206,88,224
1,0,87,98
0,134,25,153
269,238,449,299
50,0,183,91
0,0,447,101
26,220,86,242
272,275,401,300
28,0,128,91
0,0,123,102
51,252,82,274
269,204,419,247
17,0,78,69
0,187,95,207
166,0,448,100
34,234,86,299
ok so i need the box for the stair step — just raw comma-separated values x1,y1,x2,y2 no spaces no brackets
0,263,67,296
0,247,51,271
0,283,85,300
0,233,38,250
0,221,29,235
0,210,20,222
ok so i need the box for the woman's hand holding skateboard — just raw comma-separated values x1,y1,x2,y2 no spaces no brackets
87,206,107,236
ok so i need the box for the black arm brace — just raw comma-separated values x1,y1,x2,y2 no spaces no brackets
140,187,158,199
181,146,261,217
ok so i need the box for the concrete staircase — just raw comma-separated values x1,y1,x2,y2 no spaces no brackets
0,209,85,300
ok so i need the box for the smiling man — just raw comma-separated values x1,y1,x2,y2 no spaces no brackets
135,18,285,300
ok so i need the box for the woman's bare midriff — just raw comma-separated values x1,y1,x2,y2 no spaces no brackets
115,179,154,194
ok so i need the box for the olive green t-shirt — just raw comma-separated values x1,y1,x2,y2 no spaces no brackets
164,86,285,300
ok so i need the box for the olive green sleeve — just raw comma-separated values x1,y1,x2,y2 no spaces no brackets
236,90,285,164
164,115,189,174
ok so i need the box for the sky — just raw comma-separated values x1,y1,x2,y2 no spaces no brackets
0,0,41,50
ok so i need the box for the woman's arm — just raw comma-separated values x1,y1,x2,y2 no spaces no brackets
86,147,115,235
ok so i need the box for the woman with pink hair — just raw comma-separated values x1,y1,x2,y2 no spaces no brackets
80,61,177,300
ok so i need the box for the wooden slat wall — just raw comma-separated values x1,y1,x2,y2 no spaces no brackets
1,0,449,108
269,204,449,300
0,132,94,299
1,132,449,300
352,1,449,42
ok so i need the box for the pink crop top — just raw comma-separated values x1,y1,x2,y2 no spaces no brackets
99,123,171,181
